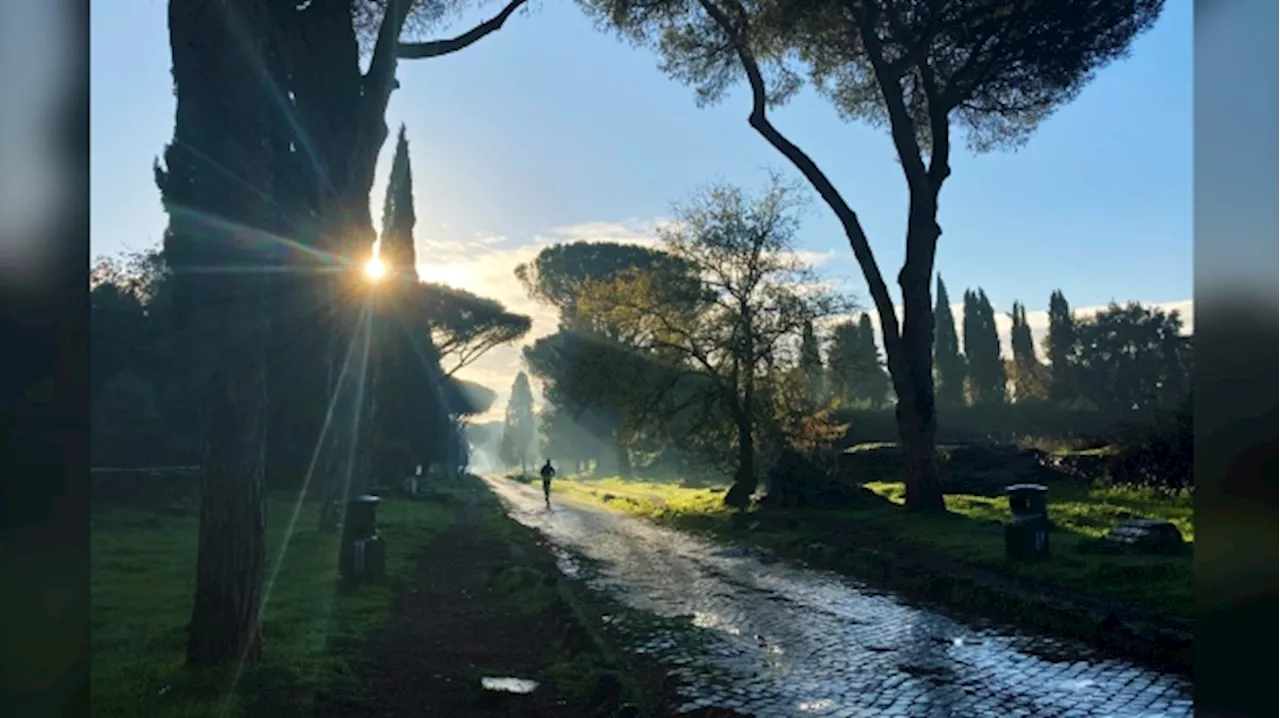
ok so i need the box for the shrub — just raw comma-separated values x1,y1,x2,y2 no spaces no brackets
1104,402,1192,493
764,447,878,510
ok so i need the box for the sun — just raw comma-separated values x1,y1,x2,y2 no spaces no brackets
363,256,387,282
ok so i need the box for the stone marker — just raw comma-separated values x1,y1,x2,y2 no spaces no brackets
1102,518,1186,554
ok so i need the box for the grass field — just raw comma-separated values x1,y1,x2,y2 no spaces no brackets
90,490,454,718
553,473,1193,617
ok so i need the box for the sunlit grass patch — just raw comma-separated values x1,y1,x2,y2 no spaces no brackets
862,480,1193,542
91,490,454,717
826,480,1193,613
557,476,732,524
561,472,1192,616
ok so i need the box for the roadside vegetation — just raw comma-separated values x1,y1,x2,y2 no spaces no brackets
552,466,1192,617
92,477,672,718
91,491,454,718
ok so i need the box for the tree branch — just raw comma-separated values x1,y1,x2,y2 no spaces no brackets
694,0,903,356
919,63,952,195
365,0,413,126
851,4,930,195
398,0,529,59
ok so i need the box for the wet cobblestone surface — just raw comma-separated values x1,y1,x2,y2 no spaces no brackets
484,478,1192,718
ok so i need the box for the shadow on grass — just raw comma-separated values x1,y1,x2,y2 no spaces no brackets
91,487,456,718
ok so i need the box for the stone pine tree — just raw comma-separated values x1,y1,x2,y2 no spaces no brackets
962,289,1006,405
852,314,893,408
500,372,536,473
584,0,1164,511
933,276,966,409
1046,290,1078,403
157,0,284,667
799,319,824,404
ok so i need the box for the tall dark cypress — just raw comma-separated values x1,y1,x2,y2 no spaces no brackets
1009,301,1044,402
1046,290,1077,403
380,124,418,281
933,276,966,408
159,0,282,667
371,125,454,480
852,314,892,408
963,289,1006,405
799,319,824,404
860,314,890,409
825,320,860,406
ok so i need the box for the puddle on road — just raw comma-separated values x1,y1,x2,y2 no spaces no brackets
487,478,1193,717
480,677,539,694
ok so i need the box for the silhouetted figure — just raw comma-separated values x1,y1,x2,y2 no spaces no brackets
540,459,555,509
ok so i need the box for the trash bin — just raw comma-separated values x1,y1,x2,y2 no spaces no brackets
340,495,384,580
1004,483,1050,561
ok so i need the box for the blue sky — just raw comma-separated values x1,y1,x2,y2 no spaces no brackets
91,0,1192,417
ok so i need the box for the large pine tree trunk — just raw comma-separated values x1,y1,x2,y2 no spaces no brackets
318,297,375,530
891,212,947,512
166,0,279,668
187,330,268,666
277,1,387,531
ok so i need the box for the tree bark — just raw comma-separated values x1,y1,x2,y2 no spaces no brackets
187,329,268,667
724,412,756,509
893,268,944,510
888,200,948,512
166,0,277,668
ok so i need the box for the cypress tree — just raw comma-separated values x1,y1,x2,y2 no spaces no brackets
1009,301,1045,402
380,125,418,282
799,319,824,404
963,289,1006,405
501,372,537,473
852,314,892,408
1046,290,1077,403
933,276,966,408
825,320,860,406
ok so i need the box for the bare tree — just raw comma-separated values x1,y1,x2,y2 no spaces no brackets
580,176,848,506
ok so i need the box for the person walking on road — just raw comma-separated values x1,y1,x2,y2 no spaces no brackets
540,459,555,509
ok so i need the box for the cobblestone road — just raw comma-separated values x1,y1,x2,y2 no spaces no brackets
483,477,1192,718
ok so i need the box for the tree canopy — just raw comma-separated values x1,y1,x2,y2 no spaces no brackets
416,282,533,376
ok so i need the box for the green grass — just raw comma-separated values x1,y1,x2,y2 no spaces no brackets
862,480,1193,541
856,480,1193,613
553,473,1193,616
91,489,455,718
556,476,734,532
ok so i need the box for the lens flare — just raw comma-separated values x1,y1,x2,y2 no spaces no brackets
364,256,387,281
